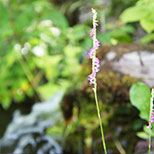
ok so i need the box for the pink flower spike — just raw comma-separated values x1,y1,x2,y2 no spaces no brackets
88,8,101,86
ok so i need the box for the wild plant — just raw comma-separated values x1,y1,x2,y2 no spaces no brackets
88,8,107,154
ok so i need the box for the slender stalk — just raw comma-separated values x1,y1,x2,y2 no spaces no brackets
94,85,107,154
149,128,151,154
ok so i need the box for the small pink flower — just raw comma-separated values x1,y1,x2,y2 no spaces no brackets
94,57,100,72
88,48,94,59
88,71,96,85
94,39,100,49
90,27,96,38
95,20,98,26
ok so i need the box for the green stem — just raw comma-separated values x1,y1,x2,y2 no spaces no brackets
94,84,107,154
149,128,151,154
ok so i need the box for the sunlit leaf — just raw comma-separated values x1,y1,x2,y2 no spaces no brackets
120,6,150,23
137,132,148,139
130,82,151,121
140,18,154,33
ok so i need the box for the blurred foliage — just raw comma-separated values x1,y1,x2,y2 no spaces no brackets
109,0,138,16
0,0,91,109
0,0,138,109
120,0,154,43
98,25,135,44
1,0,154,110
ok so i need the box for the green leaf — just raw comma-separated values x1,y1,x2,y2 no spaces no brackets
137,125,154,139
111,29,132,43
137,132,148,139
0,2,12,38
42,9,69,30
120,25,135,33
143,124,154,136
130,82,151,121
64,45,82,58
97,32,112,44
67,25,87,41
140,18,154,33
141,33,154,44
14,6,36,31
0,2,9,26
81,37,93,49
120,6,150,23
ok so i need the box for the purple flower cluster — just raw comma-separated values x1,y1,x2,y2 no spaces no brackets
88,9,100,85
148,89,154,128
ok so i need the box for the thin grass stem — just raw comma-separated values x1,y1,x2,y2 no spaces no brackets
94,84,107,154
148,128,151,154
